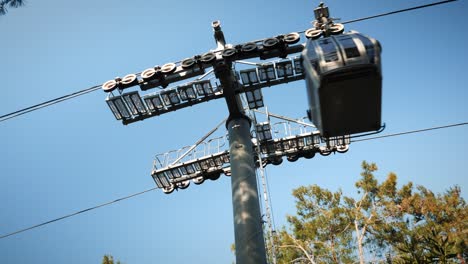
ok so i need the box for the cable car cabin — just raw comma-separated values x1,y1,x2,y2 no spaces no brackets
302,31,382,138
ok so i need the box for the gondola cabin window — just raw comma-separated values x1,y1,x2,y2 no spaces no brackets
302,31,382,138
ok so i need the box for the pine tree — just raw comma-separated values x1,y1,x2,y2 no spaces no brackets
0,0,25,15
276,161,467,264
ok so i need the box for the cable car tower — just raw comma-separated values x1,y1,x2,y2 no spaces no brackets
101,2,383,263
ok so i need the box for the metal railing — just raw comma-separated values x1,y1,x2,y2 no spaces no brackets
151,117,350,193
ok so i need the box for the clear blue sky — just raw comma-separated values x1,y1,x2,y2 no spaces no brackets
1,0,467,263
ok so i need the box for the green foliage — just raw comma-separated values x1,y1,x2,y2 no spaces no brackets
0,0,25,15
276,161,467,264
102,255,113,264
102,255,122,264
377,185,467,263
278,185,355,263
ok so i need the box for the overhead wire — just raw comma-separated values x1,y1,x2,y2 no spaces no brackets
0,85,101,123
0,0,458,124
0,187,157,240
351,122,468,143
341,0,458,24
0,121,466,240
0,0,463,240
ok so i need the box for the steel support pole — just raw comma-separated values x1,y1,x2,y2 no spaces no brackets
228,117,267,264
212,21,267,263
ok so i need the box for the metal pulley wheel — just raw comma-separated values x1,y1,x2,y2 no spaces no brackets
319,147,332,156
287,155,299,162
223,168,231,176
305,28,322,39
270,156,283,166
161,62,177,74
102,79,118,92
181,58,196,69
329,23,344,35
207,172,221,181
200,52,216,63
222,48,237,58
284,32,300,44
262,37,279,49
162,185,175,194
336,145,349,153
120,73,138,88
303,150,315,159
177,180,190,189
241,42,257,53
141,67,157,81
193,176,205,185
